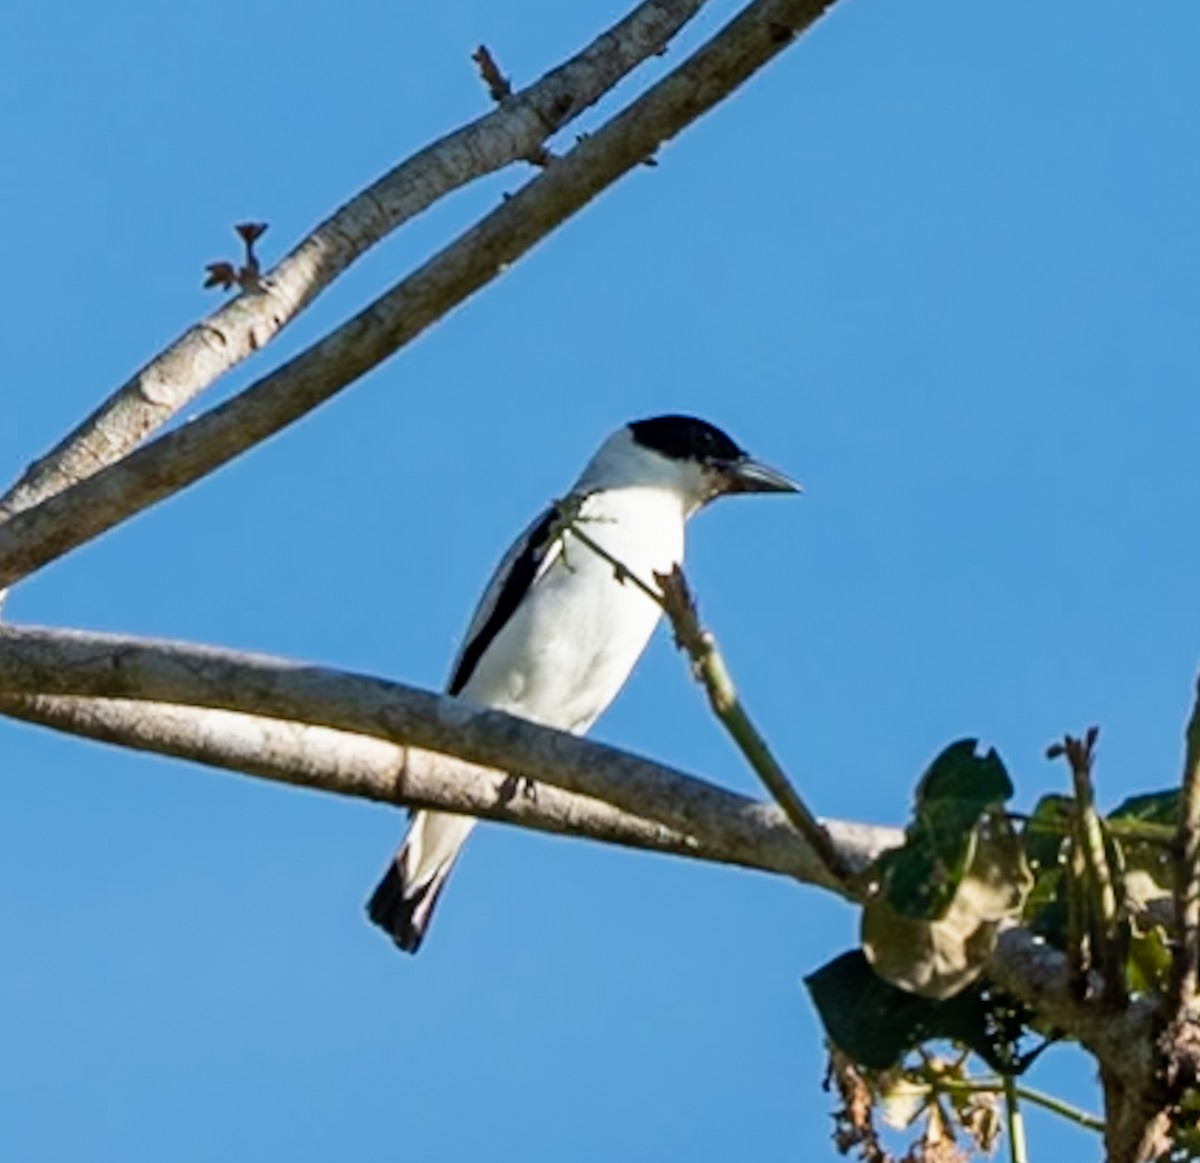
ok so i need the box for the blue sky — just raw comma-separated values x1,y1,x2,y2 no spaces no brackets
2,1,1198,1158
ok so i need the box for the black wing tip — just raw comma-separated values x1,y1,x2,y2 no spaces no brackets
365,862,437,955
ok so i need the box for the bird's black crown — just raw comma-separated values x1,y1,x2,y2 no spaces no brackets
628,415,745,465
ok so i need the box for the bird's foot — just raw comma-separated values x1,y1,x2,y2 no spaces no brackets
497,773,539,805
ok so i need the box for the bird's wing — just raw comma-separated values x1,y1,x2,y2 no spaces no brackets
446,503,564,695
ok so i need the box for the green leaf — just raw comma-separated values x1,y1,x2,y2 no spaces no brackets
873,807,976,920
804,950,1029,1073
1025,882,1068,947
917,738,1014,809
1105,795,1175,895
1109,789,1180,826
1125,915,1171,995
1023,794,1073,872
857,742,1027,999
876,741,1016,922
863,810,1032,998
1021,795,1073,945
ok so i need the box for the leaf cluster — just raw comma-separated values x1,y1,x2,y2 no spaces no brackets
806,738,1196,1158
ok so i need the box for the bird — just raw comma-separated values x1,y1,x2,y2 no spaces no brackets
366,414,799,953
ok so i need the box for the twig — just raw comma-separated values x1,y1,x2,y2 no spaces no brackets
553,505,663,605
654,565,850,884
0,623,885,891
0,0,841,595
0,0,709,529
553,517,848,885
1047,728,1125,1006
472,45,513,103
203,222,269,292
934,1078,1103,1134
1169,672,1200,1020
1007,1084,1101,1134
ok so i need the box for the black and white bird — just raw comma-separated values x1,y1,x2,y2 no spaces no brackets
366,414,798,953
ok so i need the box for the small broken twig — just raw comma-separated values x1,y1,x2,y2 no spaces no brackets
472,44,513,103
203,222,269,292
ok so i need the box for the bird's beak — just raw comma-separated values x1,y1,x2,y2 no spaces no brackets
722,456,802,495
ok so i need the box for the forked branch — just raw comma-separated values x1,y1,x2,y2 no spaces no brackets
0,0,710,528
0,0,839,594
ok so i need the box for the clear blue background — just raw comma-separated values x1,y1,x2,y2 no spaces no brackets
2,1,1197,1158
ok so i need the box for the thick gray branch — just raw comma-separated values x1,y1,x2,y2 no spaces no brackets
0,0,840,592
987,929,1196,1163
989,929,1158,1092
0,624,890,889
0,695,726,867
0,0,706,524
0,694,890,879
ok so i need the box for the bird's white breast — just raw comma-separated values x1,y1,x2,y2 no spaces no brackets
459,485,685,734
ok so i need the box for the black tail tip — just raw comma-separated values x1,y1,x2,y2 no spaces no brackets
365,862,430,955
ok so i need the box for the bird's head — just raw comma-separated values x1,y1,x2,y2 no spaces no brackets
587,414,799,514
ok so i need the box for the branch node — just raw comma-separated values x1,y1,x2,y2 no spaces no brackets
524,145,555,168
472,44,512,104
203,221,269,293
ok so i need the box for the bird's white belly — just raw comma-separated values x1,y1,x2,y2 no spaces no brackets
460,501,682,733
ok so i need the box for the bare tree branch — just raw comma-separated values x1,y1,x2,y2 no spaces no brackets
0,623,883,890
0,0,708,526
472,44,514,104
0,0,840,593
0,695,713,867
0,694,895,880
989,928,1200,1163
988,929,1157,1094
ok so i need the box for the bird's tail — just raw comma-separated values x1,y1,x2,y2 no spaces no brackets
366,811,476,954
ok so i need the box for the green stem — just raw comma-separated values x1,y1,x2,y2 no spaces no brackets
1025,816,1175,845
1069,752,1125,1005
938,1078,1104,1134
688,636,848,884
1067,810,1088,996
562,518,849,887
1004,1074,1029,1163
1169,675,1200,1018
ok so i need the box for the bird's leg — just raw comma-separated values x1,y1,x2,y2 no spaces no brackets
497,773,539,804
